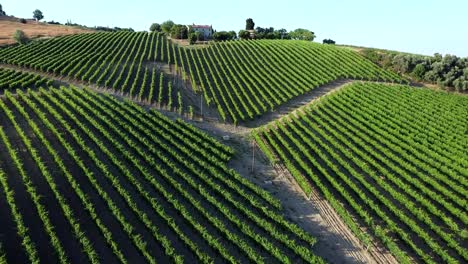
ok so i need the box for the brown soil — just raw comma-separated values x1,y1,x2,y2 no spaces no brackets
0,17,93,46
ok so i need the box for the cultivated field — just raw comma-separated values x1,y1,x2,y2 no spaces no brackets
0,29,466,264
0,83,324,263
0,67,52,91
0,32,186,111
254,82,468,263
0,32,402,123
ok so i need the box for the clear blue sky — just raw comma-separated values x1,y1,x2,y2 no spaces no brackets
2,0,467,57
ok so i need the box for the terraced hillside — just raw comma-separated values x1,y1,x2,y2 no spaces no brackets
0,84,324,263
254,82,468,263
0,31,402,122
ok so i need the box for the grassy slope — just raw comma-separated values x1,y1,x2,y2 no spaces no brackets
0,17,93,46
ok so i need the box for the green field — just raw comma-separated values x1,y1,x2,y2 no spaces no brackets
0,68,52,91
182,40,403,122
254,82,468,263
0,32,182,109
0,28,466,264
0,83,324,263
0,32,402,123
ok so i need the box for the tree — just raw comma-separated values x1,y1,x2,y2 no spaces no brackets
228,31,237,40
238,30,250,40
149,23,161,32
33,9,44,21
161,20,174,34
288,28,315,41
189,32,199,45
170,24,188,39
13,29,28,44
213,31,236,42
246,18,254,30
412,63,426,80
277,28,288,39
0,4,6,16
323,39,336,44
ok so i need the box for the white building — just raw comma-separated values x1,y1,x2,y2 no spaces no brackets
191,24,213,40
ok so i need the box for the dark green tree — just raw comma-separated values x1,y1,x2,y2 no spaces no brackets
189,32,199,45
213,31,236,41
33,9,44,21
161,20,174,34
277,28,288,39
246,18,254,30
288,28,315,41
412,63,426,80
323,39,336,44
170,24,188,39
238,30,250,39
0,4,6,16
149,23,161,32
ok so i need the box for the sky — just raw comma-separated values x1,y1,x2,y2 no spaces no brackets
2,0,467,57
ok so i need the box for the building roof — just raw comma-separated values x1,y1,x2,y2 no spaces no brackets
192,24,212,29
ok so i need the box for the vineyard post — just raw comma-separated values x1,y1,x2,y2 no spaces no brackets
251,140,255,173
200,94,203,119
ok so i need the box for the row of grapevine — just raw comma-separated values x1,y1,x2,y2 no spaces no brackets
255,82,468,264
0,32,181,110
0,85,323,263
180,40,405,123
0,68,52,91
1,32,404,122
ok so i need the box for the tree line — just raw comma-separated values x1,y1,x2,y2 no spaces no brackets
148,18,330,44
362,49,467,92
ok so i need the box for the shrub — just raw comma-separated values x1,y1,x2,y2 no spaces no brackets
149,23,161,32
189,32,199,45
19,18,27,24
13,29,29,44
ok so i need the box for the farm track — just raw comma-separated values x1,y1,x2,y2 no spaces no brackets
0,64,398,263
180,80,399,264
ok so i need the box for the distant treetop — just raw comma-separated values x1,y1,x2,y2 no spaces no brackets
289,28,315,41
0,4,6,16
33,9,44,21
246,18,255,30
161,20,175,34
149,23,161,32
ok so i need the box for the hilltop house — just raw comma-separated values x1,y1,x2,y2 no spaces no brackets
191,24,213,40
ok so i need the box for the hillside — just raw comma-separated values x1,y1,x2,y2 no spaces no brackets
0,29,466,264
254,82,468,263
0,79,324,263
0,31,402,123
0,17,93,46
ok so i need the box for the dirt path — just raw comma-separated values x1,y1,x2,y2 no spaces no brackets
0,64,398,263
186,80,398,264
243,79,353,127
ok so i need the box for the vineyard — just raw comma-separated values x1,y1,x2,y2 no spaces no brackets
0,85,324,263
0,32,183,111
1,26,465,264
181,40,403,123
0,68,52,91
254,82,468,263
0,31,403,122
